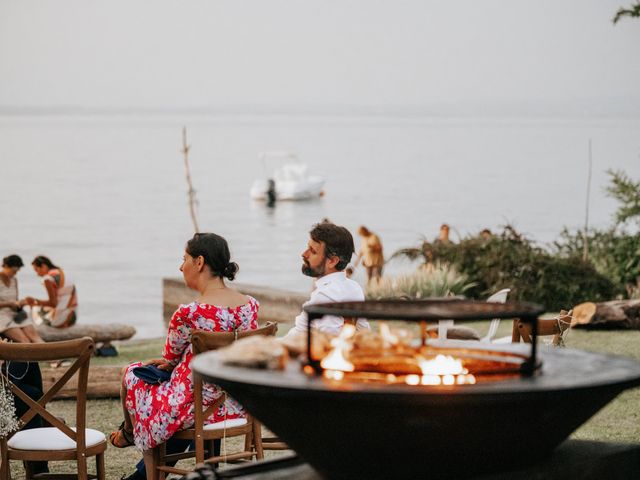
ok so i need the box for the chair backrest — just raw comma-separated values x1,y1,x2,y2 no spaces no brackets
191,321,278,355
0,337,94,446
189,322,278,464
516,310,572,346
486,288,511,304
483,288,511,342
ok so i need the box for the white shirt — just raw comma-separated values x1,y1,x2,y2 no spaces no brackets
286,271,370,336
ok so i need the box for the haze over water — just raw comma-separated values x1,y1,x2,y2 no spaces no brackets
1,113,638,337
2,1,639,337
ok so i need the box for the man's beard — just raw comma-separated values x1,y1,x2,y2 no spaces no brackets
301,259,325,278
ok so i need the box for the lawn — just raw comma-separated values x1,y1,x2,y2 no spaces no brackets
7,321,640,479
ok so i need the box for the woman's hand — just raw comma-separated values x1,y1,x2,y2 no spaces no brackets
24,297,36,307
143,358,174,371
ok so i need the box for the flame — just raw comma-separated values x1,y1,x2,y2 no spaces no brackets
379,323,399,347
419,354,466,376
321,324,356,373
408,354,477,386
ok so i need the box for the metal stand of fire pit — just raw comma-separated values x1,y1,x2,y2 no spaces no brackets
304,299,546,376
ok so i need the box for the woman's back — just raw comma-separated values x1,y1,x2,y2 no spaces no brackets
123,295,259,450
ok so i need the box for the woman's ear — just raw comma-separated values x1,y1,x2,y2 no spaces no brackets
196,255,205,272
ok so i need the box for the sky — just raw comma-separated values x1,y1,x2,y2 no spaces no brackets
1,0,640,115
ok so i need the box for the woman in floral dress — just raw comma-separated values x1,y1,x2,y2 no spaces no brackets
109,233,259,473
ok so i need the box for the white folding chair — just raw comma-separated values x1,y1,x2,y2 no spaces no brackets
480,288,511,343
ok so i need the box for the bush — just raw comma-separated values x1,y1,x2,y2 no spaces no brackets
554,227,640,298
392,226,615,311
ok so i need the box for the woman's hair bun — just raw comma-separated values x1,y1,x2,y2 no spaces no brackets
223,262,239,281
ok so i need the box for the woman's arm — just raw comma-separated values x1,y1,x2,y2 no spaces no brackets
0,300,20,308
161,306,192,367
25,279,58,308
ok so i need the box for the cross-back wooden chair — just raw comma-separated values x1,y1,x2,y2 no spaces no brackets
512,310,573,346
150,321,278,479
0,337,106,480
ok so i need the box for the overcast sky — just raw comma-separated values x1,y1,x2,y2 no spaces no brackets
1,0,639,114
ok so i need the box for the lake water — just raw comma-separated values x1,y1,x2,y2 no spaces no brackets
1,113,639,338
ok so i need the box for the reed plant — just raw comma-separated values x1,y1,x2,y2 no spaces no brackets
366,262,475,300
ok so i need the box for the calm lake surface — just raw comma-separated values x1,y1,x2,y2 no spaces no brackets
1,113,639,337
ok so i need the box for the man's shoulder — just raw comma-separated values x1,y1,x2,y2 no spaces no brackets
319,274,364,302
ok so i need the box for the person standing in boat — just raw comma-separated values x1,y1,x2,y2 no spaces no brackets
25,256,78,328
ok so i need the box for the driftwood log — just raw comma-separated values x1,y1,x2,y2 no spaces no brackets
36,323,136,343
572,300,640,329
41,365,122,399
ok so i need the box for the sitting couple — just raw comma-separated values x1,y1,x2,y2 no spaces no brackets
0,254,77,344
113,221,369,480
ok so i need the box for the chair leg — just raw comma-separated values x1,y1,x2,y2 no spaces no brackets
158,442,166,480
77,453,88,480
0,440,10,480
96,452,105,480
24,461,33,480
252,421,264,460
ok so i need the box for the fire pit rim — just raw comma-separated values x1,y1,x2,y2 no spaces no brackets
193,346,640,396
304,298,545,322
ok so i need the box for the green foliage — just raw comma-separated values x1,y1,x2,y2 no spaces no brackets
613,2,640,23
393,226,615,311
605,169,640,226
554,227,640,298
366,262,475,300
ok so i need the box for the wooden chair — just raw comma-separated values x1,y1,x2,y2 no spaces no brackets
512,310,573,346
0,337,106,480
150,322,278,479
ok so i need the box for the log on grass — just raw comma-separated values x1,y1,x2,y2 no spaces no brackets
41,365,122,399
572,300,640,329
37,323,136,343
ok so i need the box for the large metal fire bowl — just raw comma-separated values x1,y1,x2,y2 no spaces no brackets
193,347,640,479
192,300,640,479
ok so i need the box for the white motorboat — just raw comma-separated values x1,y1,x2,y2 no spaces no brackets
250,151,325,201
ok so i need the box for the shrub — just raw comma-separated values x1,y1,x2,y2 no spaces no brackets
392,226,615,311
554,227,640,298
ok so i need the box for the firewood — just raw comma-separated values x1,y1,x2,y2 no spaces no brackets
571,300,640,329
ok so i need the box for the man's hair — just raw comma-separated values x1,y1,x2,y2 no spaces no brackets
309,222,355,271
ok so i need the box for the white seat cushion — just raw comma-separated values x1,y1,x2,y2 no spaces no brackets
203,418,247,431
8,427,106,451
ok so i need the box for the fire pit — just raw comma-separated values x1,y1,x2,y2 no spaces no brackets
192,300,640,479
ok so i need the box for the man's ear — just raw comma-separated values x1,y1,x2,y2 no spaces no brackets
326,254,340,270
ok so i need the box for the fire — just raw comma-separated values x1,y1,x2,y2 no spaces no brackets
379,323,398,347
414,354,476,386
321,324,356,378
318,324,478,386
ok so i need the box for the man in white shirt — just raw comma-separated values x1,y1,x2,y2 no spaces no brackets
285,221,370,337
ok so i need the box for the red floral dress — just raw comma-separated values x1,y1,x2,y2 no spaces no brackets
124,297,259,451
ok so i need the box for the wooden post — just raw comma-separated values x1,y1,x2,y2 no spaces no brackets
182,127,200,233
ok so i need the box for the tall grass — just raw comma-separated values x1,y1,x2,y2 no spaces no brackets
366,262,475,300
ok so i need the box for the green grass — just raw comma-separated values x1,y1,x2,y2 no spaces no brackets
8,324,640,479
